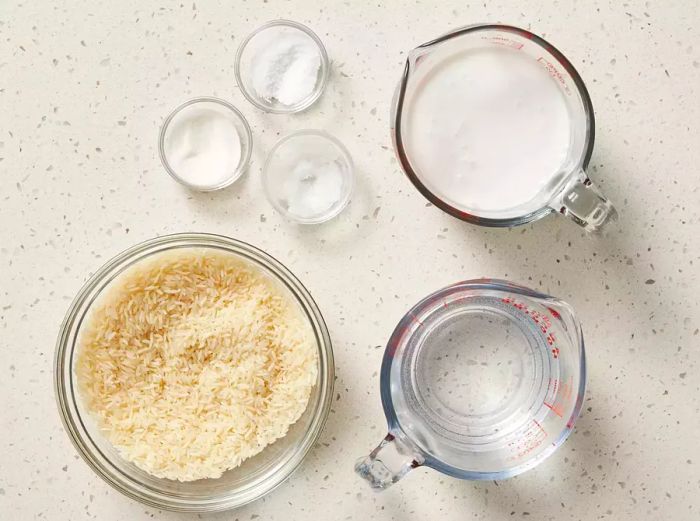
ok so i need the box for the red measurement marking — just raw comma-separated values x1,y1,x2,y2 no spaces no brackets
560,382,570,400
543,401,563,417
510,435,545,460
532,419,547,435
442,300,448,309
547,306,561,319
502,297,561,359
549,378,559,396
536,57,572,95
409,313,424,327
482,35,525,50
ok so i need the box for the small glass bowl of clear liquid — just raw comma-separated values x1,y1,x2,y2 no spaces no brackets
356,279,586,489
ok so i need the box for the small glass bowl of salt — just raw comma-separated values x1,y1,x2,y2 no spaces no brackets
159,97,252,191
235,20,330,114
263,130,354,224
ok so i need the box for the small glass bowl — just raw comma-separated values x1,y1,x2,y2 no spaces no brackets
159,97,252,191
262,130,354,224
54,233,334,512
235,20,330,114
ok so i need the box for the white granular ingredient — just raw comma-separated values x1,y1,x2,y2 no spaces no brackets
264,132,351,222
76,249,318,482
284,159,344,219
250,27,321,106
164,104,242,189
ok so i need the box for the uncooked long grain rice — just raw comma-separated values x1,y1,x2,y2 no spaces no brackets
76,248,318,481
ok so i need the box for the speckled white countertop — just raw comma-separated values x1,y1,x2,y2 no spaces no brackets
1,1,699,519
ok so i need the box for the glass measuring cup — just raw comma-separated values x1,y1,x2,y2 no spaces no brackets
356,279,586,489
392,24,617,232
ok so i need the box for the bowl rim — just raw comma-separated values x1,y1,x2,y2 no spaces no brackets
54,232,334,512
158,97,253,191
234,19,330,114
262,129,355,224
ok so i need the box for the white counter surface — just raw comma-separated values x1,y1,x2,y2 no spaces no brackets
1,1,699,519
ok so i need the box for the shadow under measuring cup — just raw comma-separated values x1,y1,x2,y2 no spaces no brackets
392,24,617,232
356,279,586,489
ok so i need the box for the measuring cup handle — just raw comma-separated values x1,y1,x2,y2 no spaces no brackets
355,432,423,490
552,169,618,233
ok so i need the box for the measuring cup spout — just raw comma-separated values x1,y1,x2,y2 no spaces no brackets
552,168,618,232
355,432,423,490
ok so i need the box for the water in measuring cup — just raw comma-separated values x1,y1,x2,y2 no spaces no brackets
392,295,558,474
404,46,573,216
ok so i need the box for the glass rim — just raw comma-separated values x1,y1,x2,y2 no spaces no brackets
391,23,596,227
379,278,587,480
158,97,253,192
54,233,334,512
234,19,330,114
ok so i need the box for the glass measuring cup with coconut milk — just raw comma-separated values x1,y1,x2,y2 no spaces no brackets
392,24,617,232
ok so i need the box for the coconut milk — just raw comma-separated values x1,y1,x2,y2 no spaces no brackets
404,46,572,214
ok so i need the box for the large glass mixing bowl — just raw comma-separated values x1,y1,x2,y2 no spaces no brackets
54,233,334,512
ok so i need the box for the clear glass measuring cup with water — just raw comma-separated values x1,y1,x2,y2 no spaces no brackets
392,24,617,232
356,279,586,489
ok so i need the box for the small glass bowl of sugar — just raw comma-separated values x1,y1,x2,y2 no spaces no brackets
235,20,330,114
159,97,252,191
263,130,354,224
